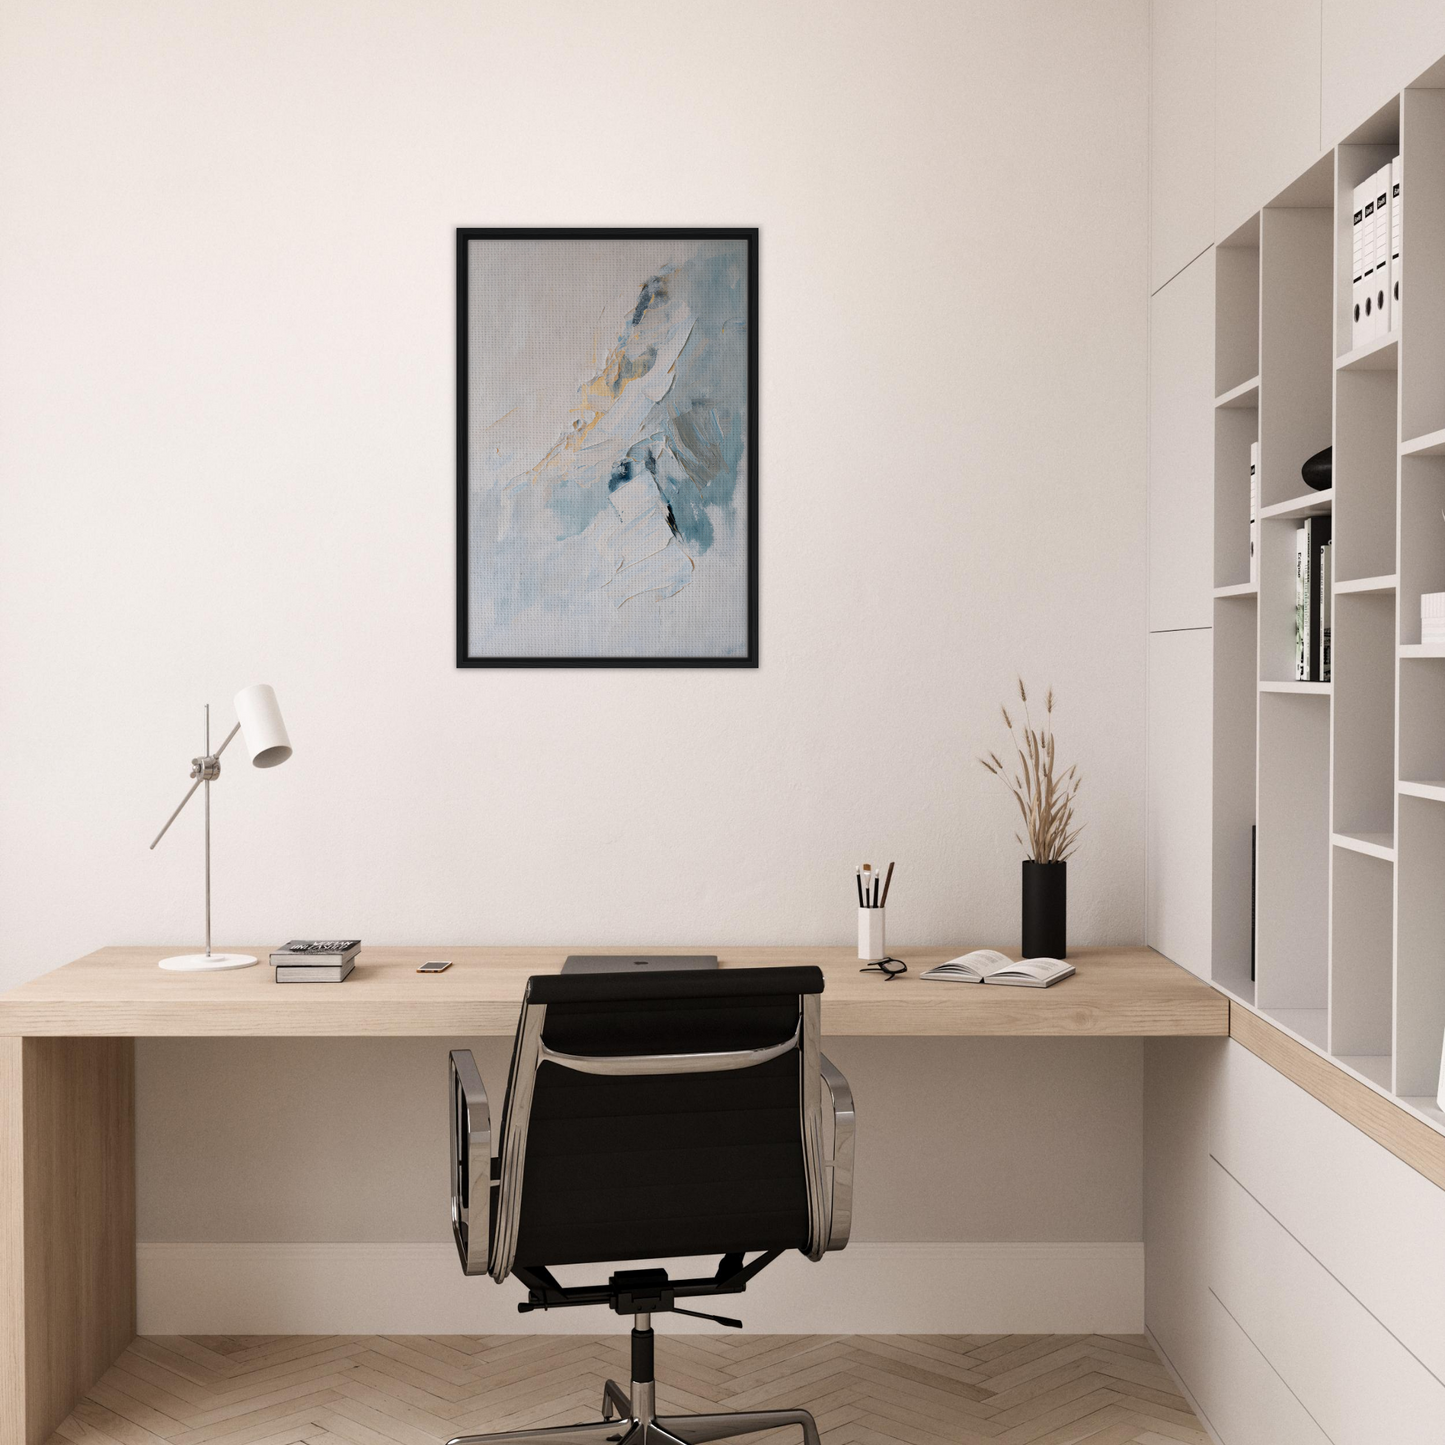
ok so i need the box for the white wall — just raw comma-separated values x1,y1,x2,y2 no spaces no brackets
0,0,1151,1321
136,1035,1144,1243
0,0,1150,980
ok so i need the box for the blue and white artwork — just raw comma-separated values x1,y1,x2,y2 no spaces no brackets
458,231,756,666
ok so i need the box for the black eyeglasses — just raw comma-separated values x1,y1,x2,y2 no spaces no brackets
859,956,908,981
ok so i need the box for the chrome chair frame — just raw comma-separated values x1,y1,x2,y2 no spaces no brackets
446,985,854,1445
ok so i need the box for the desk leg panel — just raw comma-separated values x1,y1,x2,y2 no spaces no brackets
0,1037,136,1445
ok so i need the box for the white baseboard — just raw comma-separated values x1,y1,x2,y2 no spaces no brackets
137,1241,1143,1335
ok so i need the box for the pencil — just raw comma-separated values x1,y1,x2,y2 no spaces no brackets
855,869,865,908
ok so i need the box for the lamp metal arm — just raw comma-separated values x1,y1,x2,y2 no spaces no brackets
148,721,242,850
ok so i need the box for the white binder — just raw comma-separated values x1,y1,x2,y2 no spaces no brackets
1373,165,1391,341
1351,179,1369,349
1391,154,1402,333
1362,171,1380,342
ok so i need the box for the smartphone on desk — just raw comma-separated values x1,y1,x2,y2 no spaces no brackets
417,959,452,973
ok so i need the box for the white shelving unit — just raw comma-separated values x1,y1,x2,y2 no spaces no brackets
1211,81,1445,1132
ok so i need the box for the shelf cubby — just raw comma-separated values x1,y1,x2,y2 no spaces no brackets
1259,188,1332,511
1399,653,1445,786
1396,795,1445,1097
1211,593,1259,1003
1216,216,1260,398
1255,692,1330,1017
1214,403,1257,589
1334,370,1397,581
1332,591,1396,837
1401,86,1445,444
1329,847,1393,1066
1398,454,1445,644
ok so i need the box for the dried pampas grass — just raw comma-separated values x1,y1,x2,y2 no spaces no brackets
979,678,1083,863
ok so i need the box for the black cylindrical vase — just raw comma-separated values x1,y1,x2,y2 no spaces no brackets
1022,860,1067,958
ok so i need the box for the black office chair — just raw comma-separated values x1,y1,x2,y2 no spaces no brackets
446,965,855,1445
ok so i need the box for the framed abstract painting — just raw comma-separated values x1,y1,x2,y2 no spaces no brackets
456,227,758,667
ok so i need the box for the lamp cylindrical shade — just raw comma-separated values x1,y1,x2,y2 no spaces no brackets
233,684,292,768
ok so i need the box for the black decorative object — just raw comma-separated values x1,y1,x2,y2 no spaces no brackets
1021,860,1067,959
1301,445,1332,492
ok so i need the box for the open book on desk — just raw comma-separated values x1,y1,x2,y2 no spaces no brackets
920,950,1075,988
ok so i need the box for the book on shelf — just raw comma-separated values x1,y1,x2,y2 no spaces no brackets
1320,538,1332,682
920,950,1074,988
1293,517,1332,681
1295,526,1308,679
1249,441,1259,584
276,958,355,983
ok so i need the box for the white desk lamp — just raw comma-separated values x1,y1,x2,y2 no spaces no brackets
149,684,292,972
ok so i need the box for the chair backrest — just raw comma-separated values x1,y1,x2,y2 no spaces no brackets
488,966,828,1281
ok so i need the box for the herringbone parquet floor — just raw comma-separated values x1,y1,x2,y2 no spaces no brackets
49,1334,1209,1445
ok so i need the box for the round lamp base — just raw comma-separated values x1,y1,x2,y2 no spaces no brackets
158,952,258,972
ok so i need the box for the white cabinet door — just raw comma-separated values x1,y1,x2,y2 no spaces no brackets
1211,1156,1445,1443
1150,0,1215,292
1322,0,1445,145
1215,0,1323,237
1214,1039,1445,1384
1147,629,1213,978
1149,251,1215,632
1198,1290,1332,1445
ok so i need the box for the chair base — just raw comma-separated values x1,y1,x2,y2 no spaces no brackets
446,1380,821,1445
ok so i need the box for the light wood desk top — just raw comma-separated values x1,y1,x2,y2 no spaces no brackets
0,944,1227,1037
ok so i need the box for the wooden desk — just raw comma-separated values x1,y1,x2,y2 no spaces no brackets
0,944,1223,1445
0,943,1225,1038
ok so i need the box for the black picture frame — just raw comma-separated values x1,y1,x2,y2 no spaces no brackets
455,227,759,669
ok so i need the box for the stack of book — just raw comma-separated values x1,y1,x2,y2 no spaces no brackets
1352,156,1401,347
1294,517,1332,682
270,939,361,982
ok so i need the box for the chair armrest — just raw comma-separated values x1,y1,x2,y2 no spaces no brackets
819,1052,854,1251
449,1049,492,1276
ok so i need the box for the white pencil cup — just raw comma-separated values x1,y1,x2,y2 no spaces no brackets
858,907,886,962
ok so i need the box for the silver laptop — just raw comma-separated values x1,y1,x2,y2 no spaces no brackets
561,954,719,974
